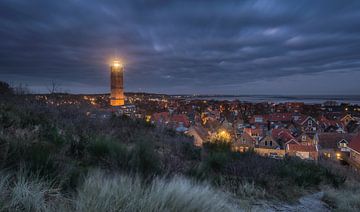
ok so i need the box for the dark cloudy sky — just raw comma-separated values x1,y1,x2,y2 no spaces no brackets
1,0,360,94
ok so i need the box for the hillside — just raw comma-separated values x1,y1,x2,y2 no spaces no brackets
0,95,359,211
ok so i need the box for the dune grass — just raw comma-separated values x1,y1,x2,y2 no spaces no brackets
0,170,64,212
322,180,360,212
75,170,240,212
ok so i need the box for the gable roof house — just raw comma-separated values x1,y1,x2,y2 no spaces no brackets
269,113,293,123
341,114,356,126
258,135,281,149
187,125,210,147
286,143,318,160
318,116,346,133
271,128,296,148
316,133,354,160
347,134,360,169
296,133,316,146
233,132,256,152
294,116,320,133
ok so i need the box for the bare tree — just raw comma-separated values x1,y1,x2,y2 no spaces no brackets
48,80,60,94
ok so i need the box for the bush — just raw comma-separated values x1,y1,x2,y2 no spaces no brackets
1,136,59,179
87,137,112,158
0,81,13,95
129,140,161,176
87,136,129,168
277,158,345,188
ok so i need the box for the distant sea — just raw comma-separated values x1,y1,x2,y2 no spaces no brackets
187,95,360,105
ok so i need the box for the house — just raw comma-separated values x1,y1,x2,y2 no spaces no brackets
347,134,360,168
318,116,346,133
316,133,354,160
258,135,281,149
295,116,319,133
341,114,355,126
170,114,190,128
233,132,256,152
249,115,268,125
271,128,296,147
297,133,315,146
286,143,318,160
151,112,170,125
243,127,264,142
269,113,293,123
187,125,209,147
151,112,190,130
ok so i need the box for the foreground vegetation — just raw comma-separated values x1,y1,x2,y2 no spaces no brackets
0,91,359,211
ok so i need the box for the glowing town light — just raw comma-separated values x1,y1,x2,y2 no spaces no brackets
211,129,231,142
336,152,342,160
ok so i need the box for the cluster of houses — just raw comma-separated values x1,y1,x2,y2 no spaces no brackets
150,102,360,169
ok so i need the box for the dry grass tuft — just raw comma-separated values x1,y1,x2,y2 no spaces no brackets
322,180,360,212
75,170,241,212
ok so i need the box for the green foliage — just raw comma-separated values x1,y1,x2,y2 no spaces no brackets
200,140,233,173
277,158,346,188
129,140,161,176
203,140,232,153
87,137,112,158
0,98,353,209
87,136,129,167
180,141,201,160
39,125,65,146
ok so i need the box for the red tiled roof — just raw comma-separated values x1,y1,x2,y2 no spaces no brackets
171,114,190,127
152,112,170,123
269,113,292,122
295,115,313,125
244,127,264,137
318,133,354,149
272,128,295,142
318,116,345,129
152,112,190,128
249,114,269,124
287,144,317,152
349,134,360,153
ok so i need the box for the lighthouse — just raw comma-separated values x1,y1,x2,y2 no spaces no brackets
110,60,125,106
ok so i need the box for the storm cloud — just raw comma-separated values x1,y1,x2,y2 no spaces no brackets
0,0,360,94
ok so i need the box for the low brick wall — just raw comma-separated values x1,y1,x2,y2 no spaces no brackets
254,148,286,157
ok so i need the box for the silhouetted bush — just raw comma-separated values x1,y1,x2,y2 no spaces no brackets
129,140,161,177
0,81,13,95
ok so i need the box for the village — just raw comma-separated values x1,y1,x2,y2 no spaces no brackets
149,98,360,166
31,93,360,170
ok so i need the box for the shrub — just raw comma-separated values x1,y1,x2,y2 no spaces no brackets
87,136,130,168
0,81,13,95
129,140,161,176
87,137,112,158
277,158,345,188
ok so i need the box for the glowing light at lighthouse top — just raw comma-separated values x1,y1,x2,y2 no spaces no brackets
112,60,123,68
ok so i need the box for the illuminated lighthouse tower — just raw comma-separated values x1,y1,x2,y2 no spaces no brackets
110,60,125,106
